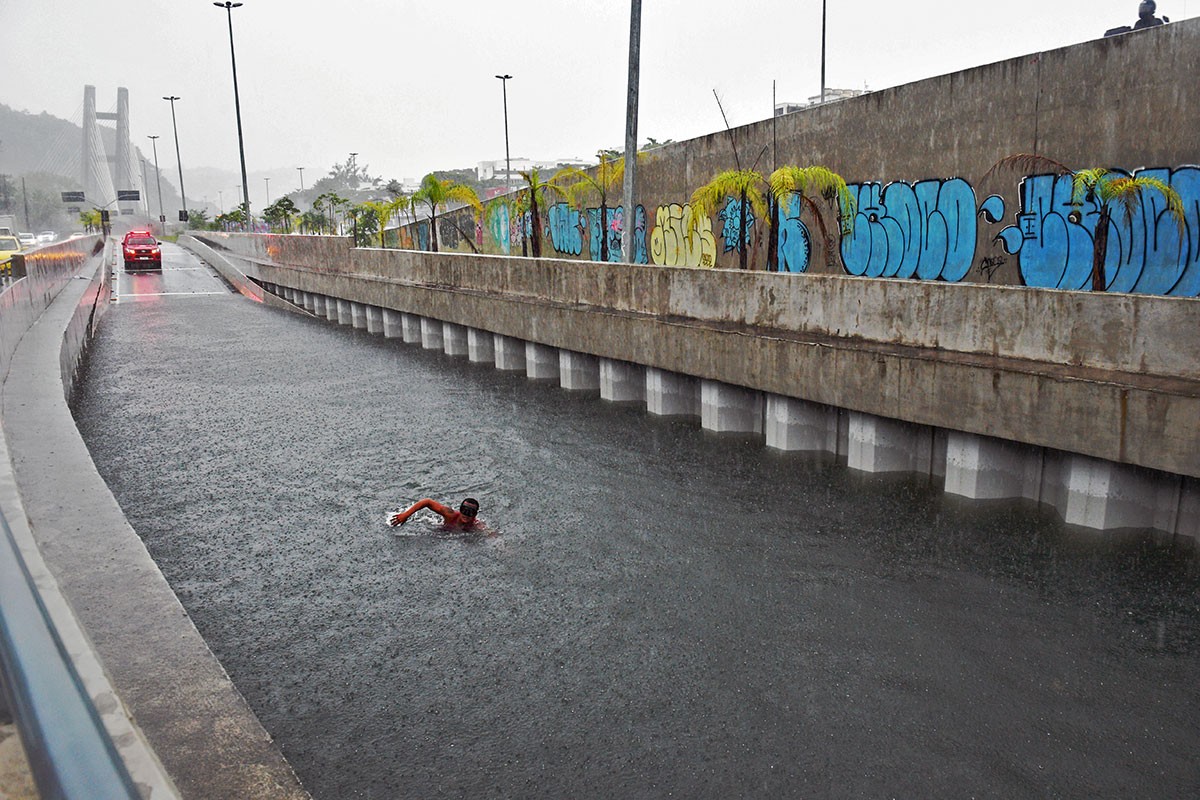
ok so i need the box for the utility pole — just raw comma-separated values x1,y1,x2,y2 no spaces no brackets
620,0,642,264
21,177,30,230
163,95,188,220
148,135,164,224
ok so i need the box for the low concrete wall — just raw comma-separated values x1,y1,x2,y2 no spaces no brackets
196,232,1200,476
0,238,311,799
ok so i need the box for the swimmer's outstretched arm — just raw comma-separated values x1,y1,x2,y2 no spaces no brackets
389,498,453,527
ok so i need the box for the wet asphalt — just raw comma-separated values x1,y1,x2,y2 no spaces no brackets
72,245,1200,799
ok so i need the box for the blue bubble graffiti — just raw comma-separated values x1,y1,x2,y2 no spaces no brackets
718,196,754,252
994,166,1200,296
548,202,585,256
585,205,649,264
841,178,977,281
634,204,648,265
489,204,511,256
587,206,622,262
776,194,812,273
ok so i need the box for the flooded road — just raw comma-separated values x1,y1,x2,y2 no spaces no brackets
72,252,1200,798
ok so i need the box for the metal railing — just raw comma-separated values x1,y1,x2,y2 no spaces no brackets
0,503,140,800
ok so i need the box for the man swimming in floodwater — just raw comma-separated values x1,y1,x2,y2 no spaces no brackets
389,497,481,530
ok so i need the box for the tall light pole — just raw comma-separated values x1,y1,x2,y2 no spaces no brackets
140,158,150,215
820,0,827,105
620,1,641,264
264,176,270,206
214,1,251,224
297,166,305,192
163,95,188,220
348,152,358,189
148,135,164,224
495,74,512,191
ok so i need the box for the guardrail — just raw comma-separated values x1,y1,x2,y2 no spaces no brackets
0,512,140,799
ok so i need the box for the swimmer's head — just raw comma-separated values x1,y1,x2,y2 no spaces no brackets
459,498,480,519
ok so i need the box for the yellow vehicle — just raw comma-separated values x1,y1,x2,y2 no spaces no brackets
0,235,21,282
0,235,20,260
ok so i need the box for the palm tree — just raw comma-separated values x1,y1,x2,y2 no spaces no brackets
362,196,406,248
556,152,627,263
988,154,1185,291
409,174,483,253
689,169,770,270
768,165,856,270
515,168,566,258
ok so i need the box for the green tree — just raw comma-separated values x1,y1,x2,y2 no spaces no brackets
298,209,326,235
409,174,483,253
263,196,299,233
216,203,248,230
79,209,101,233
514,168,565,258
556,152,628,263
186,208,211,230
988,154,1185,291
768,165,856,270
689,169,770,270
314,192,347,235
362,196,406,248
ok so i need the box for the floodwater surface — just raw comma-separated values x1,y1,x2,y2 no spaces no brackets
72,272,1200,798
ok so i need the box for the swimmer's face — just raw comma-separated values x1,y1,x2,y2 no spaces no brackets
459,500,479,519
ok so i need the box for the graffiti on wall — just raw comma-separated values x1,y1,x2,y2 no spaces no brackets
548,202,585,256
840,178,977,281
587,206,622,262
416,222,429,252
649,203,717,268
991,166,1200,296
717,197,754,252
584,205,649,263
489,204,512,255
776,194,813,273
439,217,463,249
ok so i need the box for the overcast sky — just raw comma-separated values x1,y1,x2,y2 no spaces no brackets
3,0,1191,200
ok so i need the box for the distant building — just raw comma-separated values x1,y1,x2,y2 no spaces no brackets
807,87,870,106
774,88,869,117
476,156,591,183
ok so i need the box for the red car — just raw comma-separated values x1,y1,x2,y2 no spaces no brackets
122,231,162,271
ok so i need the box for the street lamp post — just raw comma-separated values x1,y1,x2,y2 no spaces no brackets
820,0,827,105
163,95,188,221
147,135,164,226
297,167,305,192
139,158,150,215
213,1,251,225
495,74,512,191
264,176,270,206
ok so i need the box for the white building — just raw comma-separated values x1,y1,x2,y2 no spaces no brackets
476,156,592,183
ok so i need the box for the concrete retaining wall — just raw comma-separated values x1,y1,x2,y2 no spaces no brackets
391,19,1200,297
190,232,1200,539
